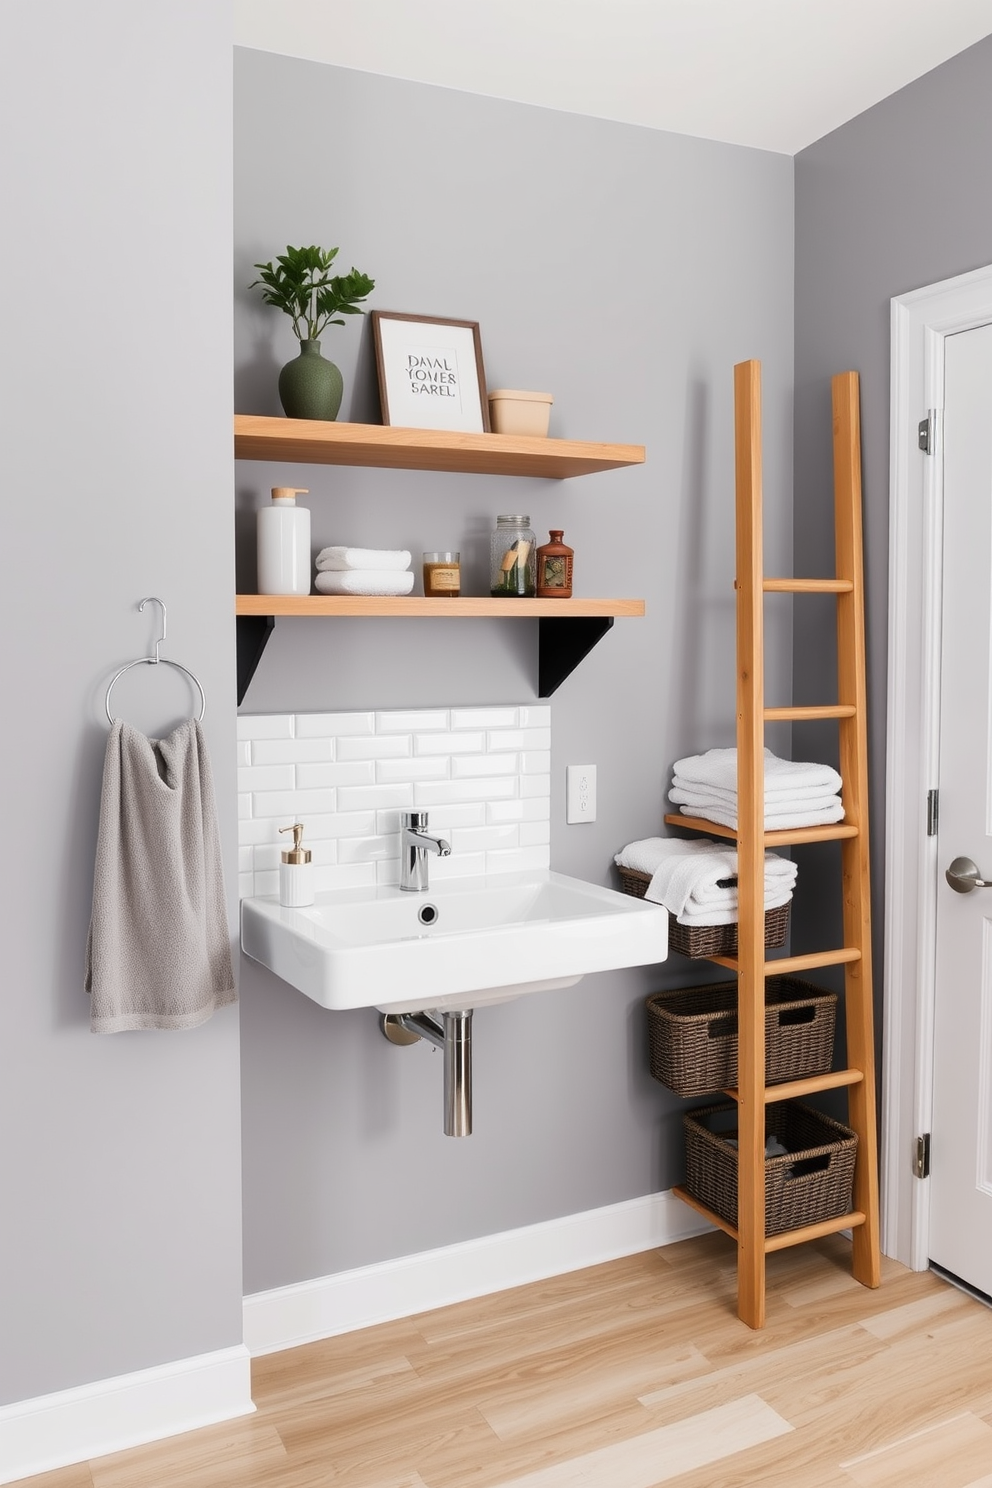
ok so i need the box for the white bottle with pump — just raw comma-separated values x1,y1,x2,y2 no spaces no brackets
258,487,311,595
279,823,314,907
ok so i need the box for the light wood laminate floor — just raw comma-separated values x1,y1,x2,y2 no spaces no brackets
16,1232,992,1487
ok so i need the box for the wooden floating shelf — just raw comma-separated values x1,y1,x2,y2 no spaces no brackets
236,595,644,619
234,415,645,480
235,596,645,704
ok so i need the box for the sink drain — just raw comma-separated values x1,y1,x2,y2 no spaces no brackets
418,902,439,926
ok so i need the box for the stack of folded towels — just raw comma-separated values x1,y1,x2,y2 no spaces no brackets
669,747,844,830
614,836,797,926
314,546,414,596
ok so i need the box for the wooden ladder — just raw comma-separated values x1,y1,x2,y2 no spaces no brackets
668,360,881,1329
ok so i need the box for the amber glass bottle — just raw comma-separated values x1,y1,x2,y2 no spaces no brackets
536,530,573,598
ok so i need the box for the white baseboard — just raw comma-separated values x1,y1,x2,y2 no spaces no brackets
0,1344,254,1485
244,1188,712,1356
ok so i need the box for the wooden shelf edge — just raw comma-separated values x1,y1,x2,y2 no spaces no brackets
234,414,645,479
672,1187,866,1256
236,595,645,618
663,813,860,847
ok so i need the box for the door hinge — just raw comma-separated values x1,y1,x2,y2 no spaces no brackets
927,789,939,836
918,411,935,454
913,1132,931,1179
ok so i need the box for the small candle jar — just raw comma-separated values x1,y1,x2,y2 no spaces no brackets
536,530,574,598
490,515,536,597
423,551,461,597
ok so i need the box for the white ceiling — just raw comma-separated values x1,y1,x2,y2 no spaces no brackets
233,0,992,155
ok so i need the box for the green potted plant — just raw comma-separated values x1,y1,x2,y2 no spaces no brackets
250,244,375,421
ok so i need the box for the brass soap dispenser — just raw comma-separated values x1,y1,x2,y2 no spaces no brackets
278,822,314,907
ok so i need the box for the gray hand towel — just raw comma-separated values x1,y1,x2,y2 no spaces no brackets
86,718,236,1032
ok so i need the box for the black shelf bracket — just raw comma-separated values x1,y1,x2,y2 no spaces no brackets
538,615,614,697
237,615,274,705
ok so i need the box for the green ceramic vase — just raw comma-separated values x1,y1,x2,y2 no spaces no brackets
278,339,343,421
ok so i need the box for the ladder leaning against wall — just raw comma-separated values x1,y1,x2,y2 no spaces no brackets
666,360,881,1329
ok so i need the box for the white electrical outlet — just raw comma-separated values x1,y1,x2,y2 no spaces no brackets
566,764,597,823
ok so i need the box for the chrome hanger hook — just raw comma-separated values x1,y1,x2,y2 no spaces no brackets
139,596,167,663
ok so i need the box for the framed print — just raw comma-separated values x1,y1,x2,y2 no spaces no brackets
371,311,491,432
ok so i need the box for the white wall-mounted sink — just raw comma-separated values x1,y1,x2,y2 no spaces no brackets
240,870,668,1015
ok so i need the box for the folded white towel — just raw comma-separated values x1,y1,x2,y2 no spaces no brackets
672,747,842,797
316,546,411,572
671,780,841,808
615,837,796,925
670,784,843,818
315,569,416,596
675,800,845,831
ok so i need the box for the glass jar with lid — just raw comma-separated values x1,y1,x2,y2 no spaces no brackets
490,514,537,597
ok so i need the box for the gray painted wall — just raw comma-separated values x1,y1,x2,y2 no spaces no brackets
234,48,795,1293
792,38,992,1041
0,3,242,1402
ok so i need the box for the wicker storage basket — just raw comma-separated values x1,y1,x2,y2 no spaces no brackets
645,977,837,1097
616,866,790,958
683,1100,857,1236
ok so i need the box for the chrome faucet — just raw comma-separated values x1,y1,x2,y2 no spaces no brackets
400,810,451,891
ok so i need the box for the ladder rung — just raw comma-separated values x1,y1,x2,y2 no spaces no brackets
722,1069,865,1104
764,705,857,721
664,813,860,848
763,578,854,593
707,947,862,976
764,1212,866,1254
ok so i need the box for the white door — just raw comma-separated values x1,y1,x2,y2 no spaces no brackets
930,320,992,1295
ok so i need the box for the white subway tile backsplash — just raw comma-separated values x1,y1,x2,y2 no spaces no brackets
295,712,374,738
518,705,551,728
415,777,517,805
338,835,395,864
486,846,551,875
375,756,450,784
296,761,375,789
253,788,337,818
237,706,551,895
487,728,552,752
375,709,449,733
451,753,518,779
338,783,416,813
238,872,255,898
487,797,550,824
237,715,294,741
315,863,377,892
252,738,335,766
451,824,519,854
337,735,412,761
239,764,295,793
521,750,552,775
428,851,487,882
450,707,518,730
415,730,485,756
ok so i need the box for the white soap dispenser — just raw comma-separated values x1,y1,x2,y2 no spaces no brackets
278,823,314,907
257,487,311,595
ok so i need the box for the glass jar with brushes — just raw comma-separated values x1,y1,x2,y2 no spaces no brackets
490,514,537,596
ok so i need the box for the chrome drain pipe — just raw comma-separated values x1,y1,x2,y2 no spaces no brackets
381,1009,473,1137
